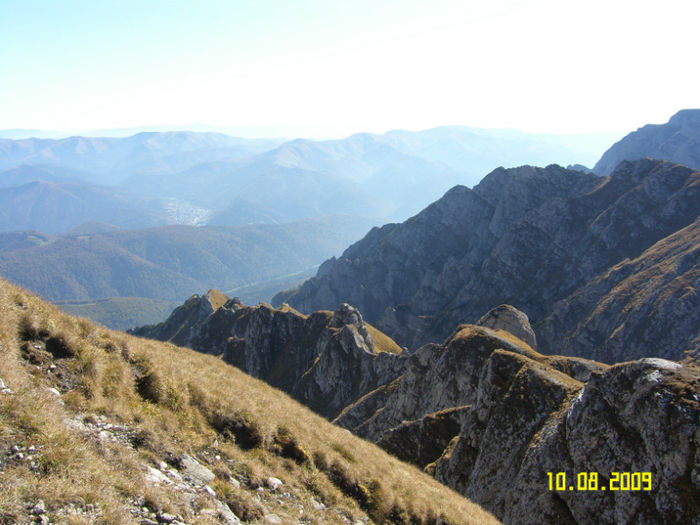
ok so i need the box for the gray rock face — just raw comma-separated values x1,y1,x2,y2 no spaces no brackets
130,289,232,345
331,303,374,350
335,324,700,525
594,109,700,176
336,325,544,441
476,304,537,349
135,297,406,419
181,454,215,485
539,216,700,363
276,159,700,363
138,291,698,524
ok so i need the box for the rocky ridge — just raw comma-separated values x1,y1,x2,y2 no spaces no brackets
138,295,699,524
274,158,700,363
132,294,406,419
334,312,700,525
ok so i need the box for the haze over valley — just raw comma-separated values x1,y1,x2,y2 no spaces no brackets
0,124,618,328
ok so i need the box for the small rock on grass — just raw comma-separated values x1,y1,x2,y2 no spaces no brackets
31,500,46,515
156,511,177,523
266,477,283,490
181,454,215,484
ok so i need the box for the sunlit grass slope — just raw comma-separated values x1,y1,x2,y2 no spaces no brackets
0,278,498,524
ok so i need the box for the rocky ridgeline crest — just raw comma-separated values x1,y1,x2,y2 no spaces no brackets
594,109,700,175
274,158,700,363
133,296,404,419
335,320,699,525
475,304,537,349
137,298,699,525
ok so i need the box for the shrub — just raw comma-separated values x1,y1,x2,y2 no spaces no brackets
135,369,163,404
45,335,74,358
271,426,312,465
18,314,48,341
326,460,370,510
209,410,263,450
224,492,264,521
331,442,356,463
312,450,328,471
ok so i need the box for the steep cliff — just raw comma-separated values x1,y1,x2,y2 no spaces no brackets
539,216,700,363
276,159,700,363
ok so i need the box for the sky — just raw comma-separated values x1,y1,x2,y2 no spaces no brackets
1,0,699,138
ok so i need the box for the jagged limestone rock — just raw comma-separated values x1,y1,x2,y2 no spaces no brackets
136,297,405,419
138,292,699,524
335,323,699,525
331,303,374,351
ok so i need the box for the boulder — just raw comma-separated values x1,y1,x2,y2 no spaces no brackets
476,304,537,348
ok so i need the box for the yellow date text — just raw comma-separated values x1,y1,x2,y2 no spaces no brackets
547,472,652,491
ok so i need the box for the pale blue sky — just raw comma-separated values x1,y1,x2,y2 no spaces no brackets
1,0,698,137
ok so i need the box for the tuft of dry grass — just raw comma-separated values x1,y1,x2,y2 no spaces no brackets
0,278,499,524
366,323,404,354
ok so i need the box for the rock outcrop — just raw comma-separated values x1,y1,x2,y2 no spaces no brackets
133,296,405,419
139,294,699,524
335,322,700,525
476,304,537,349
132,289,230,345
275,158,700,363
594,109,700,175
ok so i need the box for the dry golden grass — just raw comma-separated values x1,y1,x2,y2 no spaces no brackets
0,279,499,524
365,324,403,354
276,302,307,318
206,289,230,311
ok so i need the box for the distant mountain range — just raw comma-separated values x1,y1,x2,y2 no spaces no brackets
0,131,282,181
0,111,696,336
0,179,168,234
0,126,615,233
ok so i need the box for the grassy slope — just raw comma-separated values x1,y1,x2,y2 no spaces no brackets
0,278,497,525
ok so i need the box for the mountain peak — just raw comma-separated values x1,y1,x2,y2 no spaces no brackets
668,108,700,127
594,109,700,175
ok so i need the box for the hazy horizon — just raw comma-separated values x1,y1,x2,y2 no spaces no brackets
0,121,627,142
